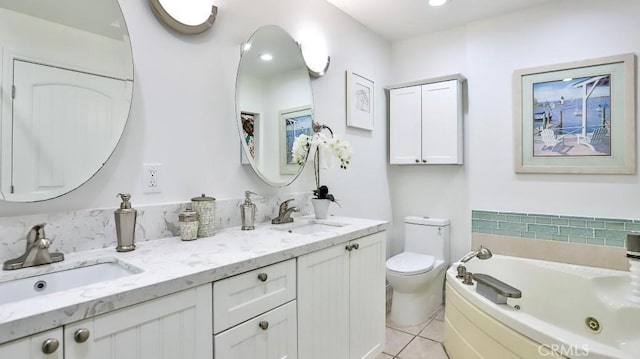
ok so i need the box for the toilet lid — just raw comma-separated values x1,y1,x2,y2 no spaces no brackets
386,252,435,275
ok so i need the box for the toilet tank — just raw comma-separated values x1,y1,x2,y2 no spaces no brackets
404,216,450,263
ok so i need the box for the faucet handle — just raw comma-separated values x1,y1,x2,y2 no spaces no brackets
27,223,47,241
280,199,295,210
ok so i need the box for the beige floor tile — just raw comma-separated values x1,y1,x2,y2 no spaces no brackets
434,307,445,321
376,353,394,359
397,337,448,359
419,317,445,342
386,313,431,335
383,327,414,356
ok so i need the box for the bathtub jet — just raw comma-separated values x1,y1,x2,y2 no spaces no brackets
459,245,492,263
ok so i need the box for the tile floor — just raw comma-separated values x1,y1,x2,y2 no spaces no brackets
378,307,450,359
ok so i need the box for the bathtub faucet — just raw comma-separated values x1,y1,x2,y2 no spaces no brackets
460,245,492,263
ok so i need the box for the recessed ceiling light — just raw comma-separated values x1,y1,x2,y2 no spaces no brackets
260,53,273,61
428,0,449,7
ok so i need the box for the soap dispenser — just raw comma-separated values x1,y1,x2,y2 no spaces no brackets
240,191,258,230
115,193,136,252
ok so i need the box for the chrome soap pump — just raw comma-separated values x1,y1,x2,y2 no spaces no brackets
240,191,258,230
115,193,136,252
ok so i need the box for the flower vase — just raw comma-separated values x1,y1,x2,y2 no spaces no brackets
311,198,331,219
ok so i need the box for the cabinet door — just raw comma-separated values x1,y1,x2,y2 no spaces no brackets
421,80,463,164
349,232,386,359
390,86,422,164
65,284,212,359
214,301,297,359
297,243,350,359
0,328,63,359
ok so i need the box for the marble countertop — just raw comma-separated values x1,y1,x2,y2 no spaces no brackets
0,216,388,344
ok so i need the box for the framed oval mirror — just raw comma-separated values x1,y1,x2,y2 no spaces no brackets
0,0,134,202
236,25,314,187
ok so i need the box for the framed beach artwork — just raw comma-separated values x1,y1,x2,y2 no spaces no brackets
514,53,636,174
346,70,374,130
279,106,313,174
240,111,258,165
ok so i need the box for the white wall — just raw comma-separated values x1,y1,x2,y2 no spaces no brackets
0,0,393,242
390,0,640,262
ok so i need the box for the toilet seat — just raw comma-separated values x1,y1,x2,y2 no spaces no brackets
386,252,435,275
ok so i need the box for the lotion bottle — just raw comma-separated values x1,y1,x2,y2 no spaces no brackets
240,191,257,230
115,193,136,252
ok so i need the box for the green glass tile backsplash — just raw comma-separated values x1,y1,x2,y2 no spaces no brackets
471,210,636,248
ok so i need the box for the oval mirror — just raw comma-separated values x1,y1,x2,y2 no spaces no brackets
0,0,134,202
236,25,314,187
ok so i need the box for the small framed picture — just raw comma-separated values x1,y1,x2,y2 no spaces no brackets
346,70,374,130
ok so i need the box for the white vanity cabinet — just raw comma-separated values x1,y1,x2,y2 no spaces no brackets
0,284,212,359
389,77,464,165
213,259,298,359
64,284,212,359
297,231,386,359
0,328,63,358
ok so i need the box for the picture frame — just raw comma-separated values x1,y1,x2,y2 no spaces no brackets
513,53,636,174
240,111,259,165
279,106,313,175
346,70,374,130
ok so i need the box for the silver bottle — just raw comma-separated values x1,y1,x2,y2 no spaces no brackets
240,191,257,230
115,193,136,252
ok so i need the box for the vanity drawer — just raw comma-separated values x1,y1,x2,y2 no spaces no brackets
214,300,297,359
213,259,296,333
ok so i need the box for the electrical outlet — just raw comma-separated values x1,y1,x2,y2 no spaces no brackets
143,163,162,193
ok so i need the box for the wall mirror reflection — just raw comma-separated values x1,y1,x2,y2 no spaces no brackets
236,25,314,187
0,0,134,202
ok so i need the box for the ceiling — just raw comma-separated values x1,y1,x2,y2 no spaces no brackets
325,0,555,41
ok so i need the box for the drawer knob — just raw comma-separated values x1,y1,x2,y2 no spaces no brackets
41,338,59,354
345,245,353,251
74,328,90,343
353,243,360,250
415,159,420,163
422,159,427,163
259,321,269,330
257,273,268,282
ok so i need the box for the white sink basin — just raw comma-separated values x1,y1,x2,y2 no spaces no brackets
0,260,142,305
273,220,347,235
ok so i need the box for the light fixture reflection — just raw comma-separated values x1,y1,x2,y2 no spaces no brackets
428,0,449,7
260,53,273,61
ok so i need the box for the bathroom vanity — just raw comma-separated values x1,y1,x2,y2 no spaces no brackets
0,216,387,359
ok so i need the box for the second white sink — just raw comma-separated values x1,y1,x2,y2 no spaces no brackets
272,219,347,235
0,260,142,305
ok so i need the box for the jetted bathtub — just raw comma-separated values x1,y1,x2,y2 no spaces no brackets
444,254,640,359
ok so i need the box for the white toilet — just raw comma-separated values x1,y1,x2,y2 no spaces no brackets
386,216,450,326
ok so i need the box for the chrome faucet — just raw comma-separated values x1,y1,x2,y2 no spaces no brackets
459,245,493,263
3,223,64,270
271,199,299,224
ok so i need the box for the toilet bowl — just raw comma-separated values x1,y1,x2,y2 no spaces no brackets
386,217,449,326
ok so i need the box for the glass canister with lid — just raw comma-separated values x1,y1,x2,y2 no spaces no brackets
191,193,216,237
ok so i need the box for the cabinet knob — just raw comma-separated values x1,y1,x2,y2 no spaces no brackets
257,273,268,282
415,159,420,163
258,321,269,330
41,338,59,354
422,159,427,163
353,243,360,250
345,245,353,251
74,328,91,343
